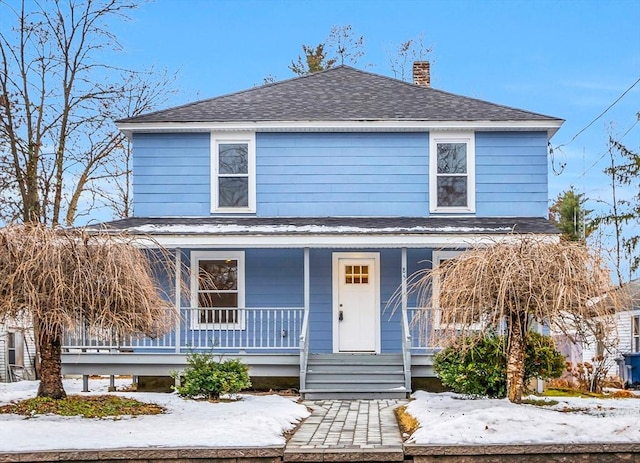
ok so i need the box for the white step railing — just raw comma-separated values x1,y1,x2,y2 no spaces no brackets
63,307,305,352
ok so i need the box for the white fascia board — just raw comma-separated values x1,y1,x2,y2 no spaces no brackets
117,120,564,138
133,233,560,249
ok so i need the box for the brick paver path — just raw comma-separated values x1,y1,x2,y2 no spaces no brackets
283,399,406,462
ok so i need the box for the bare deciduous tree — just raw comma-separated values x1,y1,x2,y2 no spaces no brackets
327,25,365,66
387,34,433,82
0,0,175,226
410,237,625,403
0,224,178,398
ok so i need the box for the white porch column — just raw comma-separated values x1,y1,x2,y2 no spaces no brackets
300,247,311,393
304,247,310,314
174,248,182,354
401,248,408,313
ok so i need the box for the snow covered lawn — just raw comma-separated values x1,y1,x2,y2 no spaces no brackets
406,390,640,445
1,378,639,452
0,377,310,452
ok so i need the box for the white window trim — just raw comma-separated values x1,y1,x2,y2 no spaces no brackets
429,131,476,213
190,250,245,330
432,249,482,331
633,314,640,353
211,133,256,213
7,330,24,367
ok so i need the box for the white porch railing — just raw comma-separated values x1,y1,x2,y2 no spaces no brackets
62,307,305,352
407,307,441,352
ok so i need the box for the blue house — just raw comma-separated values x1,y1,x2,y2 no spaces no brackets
62,63,563,398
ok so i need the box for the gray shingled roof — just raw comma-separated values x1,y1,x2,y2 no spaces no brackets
91,216,560,236
118,66,562,124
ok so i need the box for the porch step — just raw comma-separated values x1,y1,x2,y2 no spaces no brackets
301,353,409,399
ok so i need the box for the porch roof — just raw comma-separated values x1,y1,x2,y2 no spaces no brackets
89,216,560,248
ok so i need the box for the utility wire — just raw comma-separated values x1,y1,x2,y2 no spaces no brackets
556,77,640,149
576,118,639,180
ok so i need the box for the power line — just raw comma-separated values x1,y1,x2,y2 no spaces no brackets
556,77,640,149
576,118,639,180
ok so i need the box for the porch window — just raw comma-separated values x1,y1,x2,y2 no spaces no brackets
429,132,475,213
633,315,640,353
191,251,245,329
432,249,481,330
211,133,256,212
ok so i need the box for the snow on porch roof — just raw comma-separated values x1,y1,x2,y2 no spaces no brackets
90,216,559,235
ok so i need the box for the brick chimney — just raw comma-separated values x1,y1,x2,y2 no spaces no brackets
413,61,430,87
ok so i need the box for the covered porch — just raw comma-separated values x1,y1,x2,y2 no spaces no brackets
62,216,559,397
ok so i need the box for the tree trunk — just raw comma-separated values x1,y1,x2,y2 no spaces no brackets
36,318,66,399
506,312,527,403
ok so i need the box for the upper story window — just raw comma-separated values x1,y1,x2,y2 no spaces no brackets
429,132,475,213
211,133,256,212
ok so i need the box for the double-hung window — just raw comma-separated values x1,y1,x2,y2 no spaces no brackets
633,315,640,353
191,251,245,329
429,132,475,213
7,331,23,367
432,250,482,331
212,133,256,212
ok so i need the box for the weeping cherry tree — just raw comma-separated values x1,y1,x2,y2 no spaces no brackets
0,225,177,399
414,236,625,403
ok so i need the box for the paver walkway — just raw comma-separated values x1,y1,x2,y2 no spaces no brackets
283,399,407,462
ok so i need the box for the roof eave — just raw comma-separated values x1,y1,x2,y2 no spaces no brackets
116,119,564,139
113,232,561,249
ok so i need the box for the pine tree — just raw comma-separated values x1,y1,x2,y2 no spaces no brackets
549,188,595,241
602,137,640,273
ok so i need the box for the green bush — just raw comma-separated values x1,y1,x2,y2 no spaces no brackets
433,332,566,398
172,352,251,400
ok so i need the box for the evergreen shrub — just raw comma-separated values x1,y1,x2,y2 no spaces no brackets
433,332,566,398
173,352,251,400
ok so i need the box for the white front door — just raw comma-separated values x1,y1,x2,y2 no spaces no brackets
333,253,379,352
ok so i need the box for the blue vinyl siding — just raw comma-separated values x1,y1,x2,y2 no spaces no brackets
475,132,549,217
130,130,549,218
256,132,429,217
380,250,402,352
308,249,333,352
132,133,210,216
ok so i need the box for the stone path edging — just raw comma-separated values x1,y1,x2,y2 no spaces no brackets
1,443,639,462
405,442,640,456
0,446,282,463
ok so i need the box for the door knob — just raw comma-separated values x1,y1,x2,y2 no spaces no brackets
339,310,344,321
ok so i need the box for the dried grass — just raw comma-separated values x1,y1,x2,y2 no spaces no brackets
394,405,419,439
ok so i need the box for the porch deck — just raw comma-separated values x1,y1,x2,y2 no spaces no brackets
61,307,439,397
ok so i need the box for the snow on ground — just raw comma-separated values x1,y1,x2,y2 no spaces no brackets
406,390,640,445
1,378,640,451
0,377,310,451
